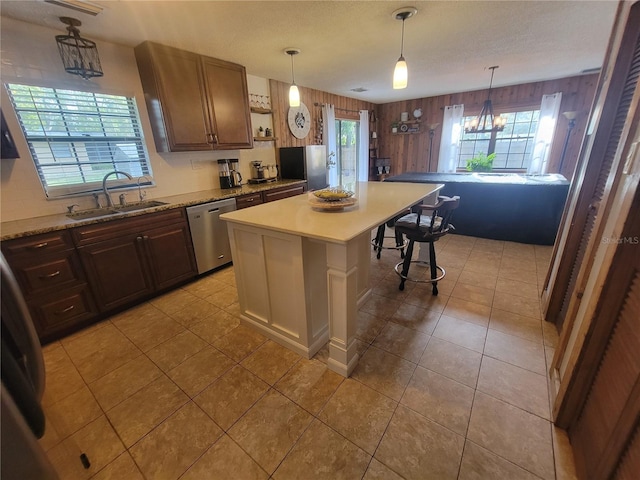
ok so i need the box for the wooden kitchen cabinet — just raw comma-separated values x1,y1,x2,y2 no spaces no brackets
1,231,98,342
134,41,253,152
73,209,197,312
236,192,264,209
236,183,307,209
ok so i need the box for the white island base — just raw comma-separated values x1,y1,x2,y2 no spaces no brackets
222,182,442,376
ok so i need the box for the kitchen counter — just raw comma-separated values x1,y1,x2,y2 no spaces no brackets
222,181,442,377
0,180,306,241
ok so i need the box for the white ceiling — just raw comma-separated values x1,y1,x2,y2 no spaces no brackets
0,0,619,104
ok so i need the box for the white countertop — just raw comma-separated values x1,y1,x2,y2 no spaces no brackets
221,181,443,244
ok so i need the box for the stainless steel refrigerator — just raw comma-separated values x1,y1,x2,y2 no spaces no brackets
279,145,328,191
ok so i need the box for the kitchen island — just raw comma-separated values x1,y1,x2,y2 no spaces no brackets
221,181,442,377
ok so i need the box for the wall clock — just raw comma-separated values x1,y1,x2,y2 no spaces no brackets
288,102,311,139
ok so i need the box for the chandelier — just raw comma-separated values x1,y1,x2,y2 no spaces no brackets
55,17,103,80
464,66,506,134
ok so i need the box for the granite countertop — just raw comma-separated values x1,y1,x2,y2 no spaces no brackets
0,180,306,241
386,172,569,185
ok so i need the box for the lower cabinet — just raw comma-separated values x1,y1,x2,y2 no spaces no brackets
74,209,197,312
237,183,307,209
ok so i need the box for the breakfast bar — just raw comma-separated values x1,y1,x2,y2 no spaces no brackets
221,181,442,376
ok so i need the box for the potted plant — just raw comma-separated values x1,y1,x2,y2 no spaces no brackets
465,152,496,172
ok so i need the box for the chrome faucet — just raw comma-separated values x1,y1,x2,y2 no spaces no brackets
102,170,133,207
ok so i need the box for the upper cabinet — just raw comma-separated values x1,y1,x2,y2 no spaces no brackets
134,41,253,152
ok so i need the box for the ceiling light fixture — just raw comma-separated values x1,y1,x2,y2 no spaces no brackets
55,17,103,80
392,7,417,90
464,66,506,134
284,48,301,107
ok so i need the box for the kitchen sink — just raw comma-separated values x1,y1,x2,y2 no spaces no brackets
66,200,168,221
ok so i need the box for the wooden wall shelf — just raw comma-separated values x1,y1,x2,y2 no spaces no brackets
254,136,276,142
251,107,272,114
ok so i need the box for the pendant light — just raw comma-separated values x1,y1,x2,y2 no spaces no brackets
284,48,301,107
392,7,417,90
55,17,103,80
464,66,507,133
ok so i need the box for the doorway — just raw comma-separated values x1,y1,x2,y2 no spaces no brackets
335,119,360,191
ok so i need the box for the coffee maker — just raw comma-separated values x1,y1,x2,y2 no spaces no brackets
217,159,242,189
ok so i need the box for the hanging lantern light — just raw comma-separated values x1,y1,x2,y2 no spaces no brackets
284,48,301,107
392,7,417,90
55,17,103,80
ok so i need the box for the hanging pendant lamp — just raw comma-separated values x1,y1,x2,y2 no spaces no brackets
55,17,103,80
392,7,417,90
284,48,301,107
464,66,507,134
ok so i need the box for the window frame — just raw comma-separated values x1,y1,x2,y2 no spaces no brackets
4,81,153,199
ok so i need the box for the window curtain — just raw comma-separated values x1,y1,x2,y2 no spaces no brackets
528,92,562,174
358,110,370,181
322,104,338,187
437,105,464,173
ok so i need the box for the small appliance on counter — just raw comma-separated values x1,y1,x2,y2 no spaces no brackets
248,160,277,184
218,159,242,189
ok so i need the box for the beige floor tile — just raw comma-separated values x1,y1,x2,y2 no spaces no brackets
189,310,240,344
432,314,487,353
275,359,343,414
360,293,403,319
47,415,125,480
401,366,474,435
229,389,313,474
181,435,268,480
169,297,221,328
351,346,416,401
470,239,504,255
112,303,185,352
484,329,546,375
375,405,465,480
450,282,495,308
205,284,239,309
319,379,396,454
478,356,549,419
44,385,102,439
146,330,208,372
489,308,543,344
223,301,241,317
106,375,188,447
389,302,440,335
457,268,498,289
63,323,141,383
542,320,559,348
213,325,268,362
168,346,235,396
181,275,227,299
195,365,269,430
41,344,86,407
502,242,536,257
552,425,579,480
467,392,554,480
149,288,199,315
500,255,538,273
495,277,540,300
404,286,450,312
459,440,542,480
443,297,492,326
372,322,430,363
435,251,470,269
39,415,62,452
463,259,501,277
498,265,539,286
356,310,388,344
241,340,301,385
493,291,541,319
91,452,144,480
130,402,223,480
372,273,417,298
58,320,111,347
273,420,370,480
419,337,482,388
363,458,405,480
89,354,162,411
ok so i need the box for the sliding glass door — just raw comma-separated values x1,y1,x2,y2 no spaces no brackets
335,119,359,191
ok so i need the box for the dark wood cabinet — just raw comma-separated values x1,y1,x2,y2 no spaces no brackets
74,208,197,311
134,41,253,152
263,184,306,203
236,192,264,209
1,231,98,342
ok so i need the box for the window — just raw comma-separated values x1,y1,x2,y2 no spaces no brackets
334,118,360,191
5,83,152,197
457,110,539,170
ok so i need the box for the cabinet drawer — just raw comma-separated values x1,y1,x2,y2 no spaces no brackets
29,284,98,342
2,230,74,258
12,251,85,298
236,193,264,209
264,185,306,202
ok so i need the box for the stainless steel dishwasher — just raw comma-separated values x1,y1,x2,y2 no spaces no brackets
186,198,237,273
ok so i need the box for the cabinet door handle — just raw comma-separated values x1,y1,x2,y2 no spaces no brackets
39,270,61,279
143,235,149,241
56,305,75,315
29,242,49,250
206,133,214,144
212,134,219,144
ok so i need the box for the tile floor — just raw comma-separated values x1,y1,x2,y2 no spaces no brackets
38,233,578,479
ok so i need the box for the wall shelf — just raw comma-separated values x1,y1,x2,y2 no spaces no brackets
251,107,272,114
253,136,276,142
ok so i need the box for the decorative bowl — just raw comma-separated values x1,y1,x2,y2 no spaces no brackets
313,188,355,202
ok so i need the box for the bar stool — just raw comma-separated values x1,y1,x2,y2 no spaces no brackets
371,211,409,259
393,196,460,295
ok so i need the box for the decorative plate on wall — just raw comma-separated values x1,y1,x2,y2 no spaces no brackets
288,102,311,139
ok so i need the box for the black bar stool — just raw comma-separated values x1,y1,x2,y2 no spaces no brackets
371,211,409,259
393,196,460,295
